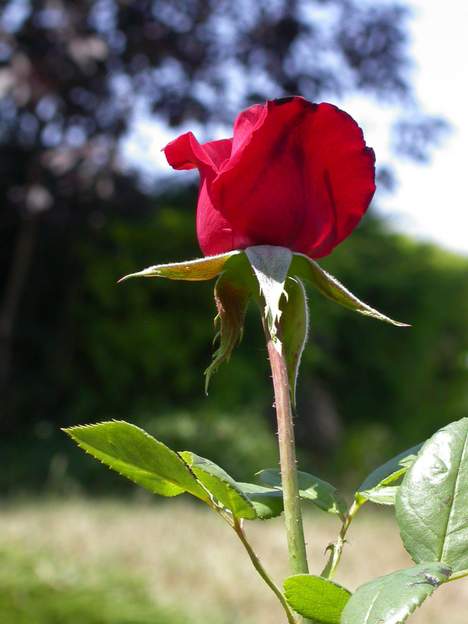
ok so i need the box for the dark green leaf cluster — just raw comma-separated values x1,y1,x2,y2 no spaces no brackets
283,417,468,623
258,469,347,519
66,414,468,623
64,421,283,522
64,421,350,525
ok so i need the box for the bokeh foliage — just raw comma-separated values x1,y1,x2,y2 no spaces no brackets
2,188,467,494
0,0,445,216
0,1,464,494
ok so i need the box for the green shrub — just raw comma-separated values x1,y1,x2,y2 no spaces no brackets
5,190,468,491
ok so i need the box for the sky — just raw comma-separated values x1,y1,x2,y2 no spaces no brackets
356,0,468,256
122,0,468,256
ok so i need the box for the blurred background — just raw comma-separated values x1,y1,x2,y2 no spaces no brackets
1,1,467,623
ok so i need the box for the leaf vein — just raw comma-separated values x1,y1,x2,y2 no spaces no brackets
441,430,468,562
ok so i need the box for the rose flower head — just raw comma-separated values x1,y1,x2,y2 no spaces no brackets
120,97,405,394
164,96,375,259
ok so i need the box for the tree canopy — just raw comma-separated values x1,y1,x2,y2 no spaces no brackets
0,0,447,221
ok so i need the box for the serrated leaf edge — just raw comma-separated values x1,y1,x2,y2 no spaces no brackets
63,421,207,500
179,451,257,519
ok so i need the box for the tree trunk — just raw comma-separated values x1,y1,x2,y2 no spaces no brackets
0,214,38,400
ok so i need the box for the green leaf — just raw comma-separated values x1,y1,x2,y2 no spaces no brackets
204,254,254,392
359,486,398,506
179,452,256,519
341,563,451,624
281,277,309,406
63,421,208,501
257,469,347,518
290,253,409,326
358,444,422,492
284,574,351,623
396,418,468,572
118,250,241,283
236,482,283,520
245,245,292,344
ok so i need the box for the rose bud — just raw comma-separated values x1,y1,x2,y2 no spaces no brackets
164,96,375,259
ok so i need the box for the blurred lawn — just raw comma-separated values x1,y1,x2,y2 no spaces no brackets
0,547,185,624
1,498,467,624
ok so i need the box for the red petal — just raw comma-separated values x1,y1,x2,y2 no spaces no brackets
196,178,253,256
294,103,376,257
203,138,233,170
164,97,375,258
211,97,375,258
164,132,233,173
231,103,267,155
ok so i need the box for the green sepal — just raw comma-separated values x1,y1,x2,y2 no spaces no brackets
290,253,409,326
257,469,347,519
179,451,256,519
118,250,241,283
284,574,351,623
341,563,451,624
281,277,309,406
246,245,292,346
63,421,208,501
204,253,254,392
396,417,468,572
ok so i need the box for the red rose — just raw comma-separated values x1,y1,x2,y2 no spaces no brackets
164,96,375,259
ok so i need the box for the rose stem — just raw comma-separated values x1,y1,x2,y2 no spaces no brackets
207,497,298,622
321,499,362,579
265,326,309,576
232,517,297,624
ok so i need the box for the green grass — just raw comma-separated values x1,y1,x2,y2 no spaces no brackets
0,543,190,624
1,498,467,624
